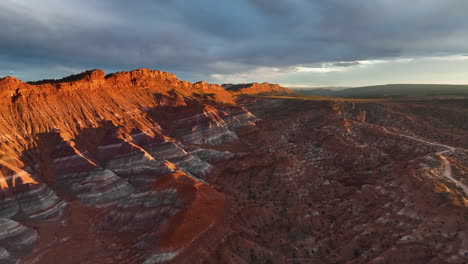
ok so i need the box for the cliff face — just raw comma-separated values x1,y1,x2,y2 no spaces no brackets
0,70,467,264
222,82,294,95
0,68,236,182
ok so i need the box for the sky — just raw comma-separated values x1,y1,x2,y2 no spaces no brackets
1,0,468,87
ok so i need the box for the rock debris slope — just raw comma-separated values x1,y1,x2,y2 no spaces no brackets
0,69,467,264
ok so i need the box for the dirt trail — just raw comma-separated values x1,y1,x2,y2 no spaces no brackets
356,113,467,197
378,126,467,197
436,151,468,197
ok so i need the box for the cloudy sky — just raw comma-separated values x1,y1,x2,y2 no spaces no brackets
1,0,468,87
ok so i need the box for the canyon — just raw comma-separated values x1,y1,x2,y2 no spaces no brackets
0,69,467,264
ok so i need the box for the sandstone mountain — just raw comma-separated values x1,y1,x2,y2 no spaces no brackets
0,69,467,264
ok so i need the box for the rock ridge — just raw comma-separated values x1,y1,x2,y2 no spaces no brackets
1,68,232,100
222,82,293,95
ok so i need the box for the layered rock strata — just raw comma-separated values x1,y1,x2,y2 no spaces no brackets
0,69,466,264
0,69,254,263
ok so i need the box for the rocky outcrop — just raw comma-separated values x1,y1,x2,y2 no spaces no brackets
0,165,66,220
0,218,38,264
57,168,134,208
174,107,239,145
103,186,183,232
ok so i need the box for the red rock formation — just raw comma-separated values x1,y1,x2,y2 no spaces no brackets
0,69,252,263
0,69,236,188
0,69,467,264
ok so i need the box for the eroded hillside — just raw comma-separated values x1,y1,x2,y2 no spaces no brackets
0,70,467,264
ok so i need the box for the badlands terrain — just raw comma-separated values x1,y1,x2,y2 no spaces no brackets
0,69,467,264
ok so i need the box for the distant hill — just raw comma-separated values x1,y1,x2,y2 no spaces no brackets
223,82,294,95
295,84,468,99
293,88,338,97
334,84,468,98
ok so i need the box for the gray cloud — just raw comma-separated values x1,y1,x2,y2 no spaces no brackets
330,62,361,67
1,0,468,82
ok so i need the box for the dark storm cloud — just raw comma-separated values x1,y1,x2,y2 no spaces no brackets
247,0,296,15
330,62,361,67
1,0,468,81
